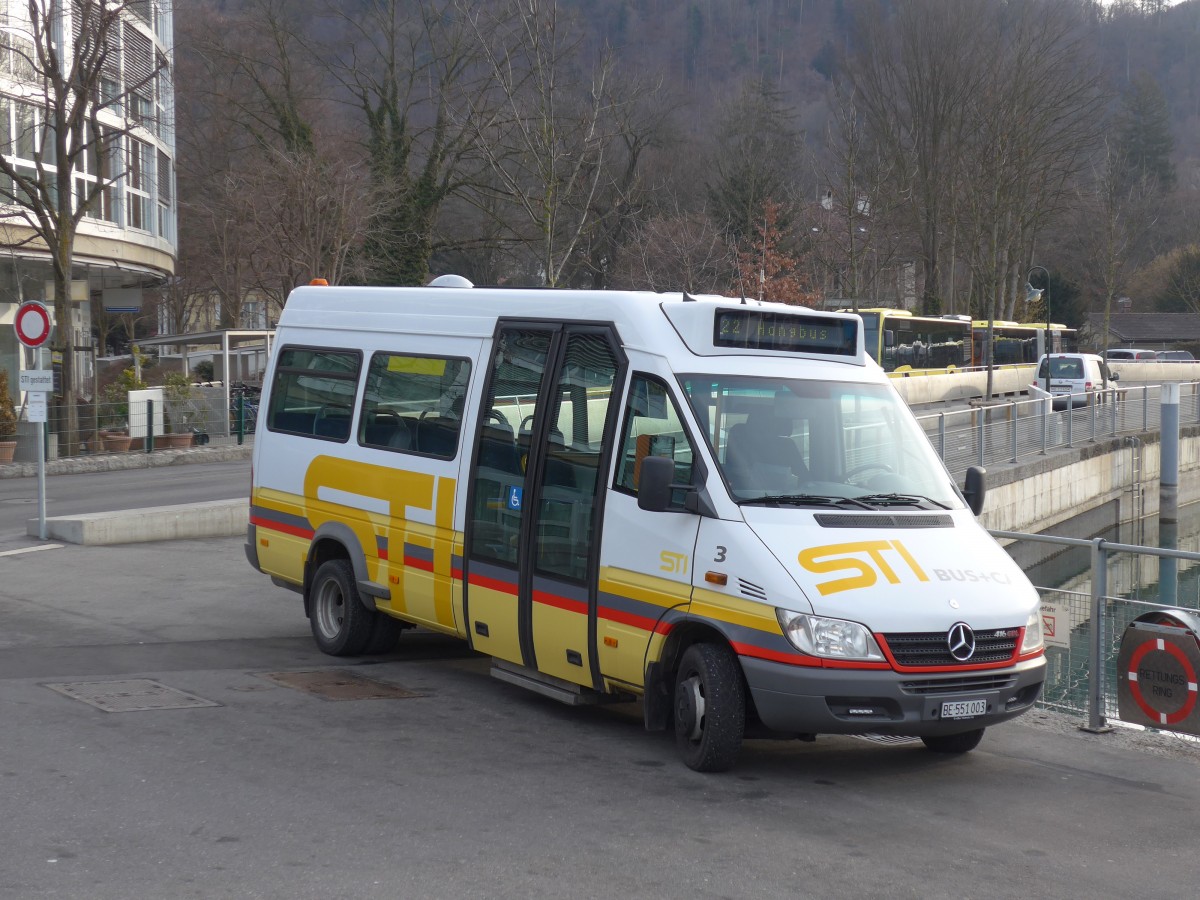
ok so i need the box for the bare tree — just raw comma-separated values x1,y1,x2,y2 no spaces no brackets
808,84,907,309
841,0,992,312
0,0,166,451
321,0,496,287
457,0,650,287
1068,141,1159,351
953,0,1103,395
610,198,735,293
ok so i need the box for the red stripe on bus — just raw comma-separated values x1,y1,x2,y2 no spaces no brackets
467,572,519,595
250,515,313,540
597,605,663,633
533,590,588,615
405,555,434,573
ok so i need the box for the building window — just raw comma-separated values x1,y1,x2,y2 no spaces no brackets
126,136,152,231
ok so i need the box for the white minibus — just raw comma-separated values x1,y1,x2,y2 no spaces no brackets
246,277,1045,771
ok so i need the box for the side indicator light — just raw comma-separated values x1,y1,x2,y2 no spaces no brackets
390,575,400,584
604,636,619,648
705,571,728,586
259,538,269,547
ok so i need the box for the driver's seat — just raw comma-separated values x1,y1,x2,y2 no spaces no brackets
727,410,807,491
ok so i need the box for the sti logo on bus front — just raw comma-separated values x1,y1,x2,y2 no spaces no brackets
797,540,929,596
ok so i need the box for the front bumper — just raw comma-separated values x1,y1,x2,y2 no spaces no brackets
741,655,1046,736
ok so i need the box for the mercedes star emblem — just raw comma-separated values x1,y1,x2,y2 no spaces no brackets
947,622,976,662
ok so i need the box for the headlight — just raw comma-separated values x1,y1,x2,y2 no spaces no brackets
776,609,884,661
1021,611,1044,654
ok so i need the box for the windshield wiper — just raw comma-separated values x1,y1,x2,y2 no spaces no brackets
854,492,952,510
741,493,875,510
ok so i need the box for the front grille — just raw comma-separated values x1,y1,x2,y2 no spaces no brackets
880,628,1019,667
899,674,1019,695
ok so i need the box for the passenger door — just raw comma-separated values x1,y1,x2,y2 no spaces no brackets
464,323,623,688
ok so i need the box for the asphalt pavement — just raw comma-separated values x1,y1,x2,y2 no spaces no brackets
2,456,1200,898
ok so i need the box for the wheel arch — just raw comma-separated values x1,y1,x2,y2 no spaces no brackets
643,618,747,732
304,521,374,616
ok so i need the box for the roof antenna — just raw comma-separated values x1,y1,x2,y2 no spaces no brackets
682,290,697,302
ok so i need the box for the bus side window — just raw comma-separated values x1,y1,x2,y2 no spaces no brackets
357,353,471,458
267,346,361,440
615,375,695,496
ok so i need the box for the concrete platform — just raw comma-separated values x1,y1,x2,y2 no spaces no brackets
27,498,247,545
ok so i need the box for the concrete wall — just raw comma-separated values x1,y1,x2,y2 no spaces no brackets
979,424,1200,534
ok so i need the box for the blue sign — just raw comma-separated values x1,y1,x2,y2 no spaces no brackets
507,486,523,510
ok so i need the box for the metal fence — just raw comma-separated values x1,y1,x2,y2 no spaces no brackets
993,529,1200,733
916,383,1200,481
10,385,258,461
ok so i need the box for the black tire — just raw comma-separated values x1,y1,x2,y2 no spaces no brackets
363,613,405,655
309,559,374,656
921,728,985,754
673,643,746,772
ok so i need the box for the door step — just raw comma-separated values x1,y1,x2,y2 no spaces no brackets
490,659,607,706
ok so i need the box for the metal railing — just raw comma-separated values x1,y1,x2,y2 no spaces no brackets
5,385,257,463
916,383,1200,481
992,528,1200,733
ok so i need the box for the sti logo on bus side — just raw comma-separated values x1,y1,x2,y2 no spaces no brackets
797,540,929,596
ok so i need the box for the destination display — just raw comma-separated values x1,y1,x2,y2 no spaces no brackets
714,309,858,356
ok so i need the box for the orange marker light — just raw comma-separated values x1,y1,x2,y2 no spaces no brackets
705,571,729,586
310,278,329,286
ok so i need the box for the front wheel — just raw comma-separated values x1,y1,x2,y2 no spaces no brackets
921,728,985,754
674,643,746,772
309,559,374,656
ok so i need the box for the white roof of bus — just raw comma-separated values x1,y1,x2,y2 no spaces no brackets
278,283,868,367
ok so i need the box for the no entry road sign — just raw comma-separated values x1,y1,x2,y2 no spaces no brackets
14,301,52,348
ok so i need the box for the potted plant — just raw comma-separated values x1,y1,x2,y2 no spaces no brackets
0,368,17,463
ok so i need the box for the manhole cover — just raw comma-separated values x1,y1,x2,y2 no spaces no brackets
258,670,422,701
44,679,220,713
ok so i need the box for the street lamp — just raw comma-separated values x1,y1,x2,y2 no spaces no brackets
1026,265,1049,392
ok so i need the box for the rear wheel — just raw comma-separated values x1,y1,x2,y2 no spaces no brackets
921,728,985,754
309,559,374,656
673,643,745,772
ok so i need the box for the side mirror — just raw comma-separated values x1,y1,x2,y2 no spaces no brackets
963,465,986,516
638,456,675,512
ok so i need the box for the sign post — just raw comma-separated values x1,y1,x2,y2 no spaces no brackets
13,302,52,540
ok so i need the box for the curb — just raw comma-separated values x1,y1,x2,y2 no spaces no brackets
28,498,248,545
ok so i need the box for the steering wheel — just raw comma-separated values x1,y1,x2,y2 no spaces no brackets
847,463,894,481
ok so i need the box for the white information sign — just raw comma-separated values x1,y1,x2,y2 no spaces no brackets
19,370,53,393
27,392,47,423
1040,600,1071,650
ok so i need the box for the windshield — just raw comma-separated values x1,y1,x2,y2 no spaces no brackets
680,374,963,509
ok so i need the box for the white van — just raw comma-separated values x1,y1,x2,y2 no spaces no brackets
1035,353,1116,410
246,278,1045,771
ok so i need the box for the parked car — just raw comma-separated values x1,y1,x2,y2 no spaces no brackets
1103,348,1157,361
1155,350,1195,362
1035,353,1117,410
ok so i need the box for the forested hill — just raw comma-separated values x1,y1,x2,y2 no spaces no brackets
566,0,1200,161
